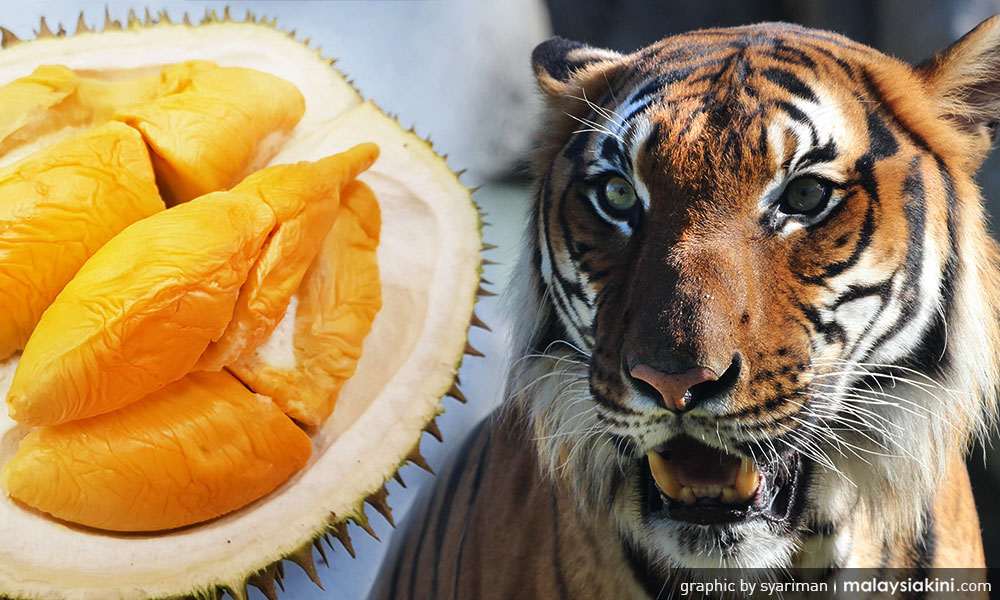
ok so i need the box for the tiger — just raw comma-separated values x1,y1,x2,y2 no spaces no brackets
373,16,1000,599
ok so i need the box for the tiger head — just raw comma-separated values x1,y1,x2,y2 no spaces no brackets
514,19,1000,571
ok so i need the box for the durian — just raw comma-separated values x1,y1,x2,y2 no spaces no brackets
0,11,483,600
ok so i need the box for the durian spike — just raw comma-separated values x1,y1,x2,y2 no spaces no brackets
274,562,285,589
480,277,494,286
470,312,491,331
244,9,254,23
36,17,55,38
482,258,500,266
407,446,434,474
424,418,443,442
159,9,171,24
352,509,380,541
320,531,335,552
223,6,233,22
126,9,139,28
313,537,329,566
447,383,468,404
332,522,355,558
0,27,19,49
482,242,499,251
465,342,485,357
75,13,91,34
199,589,222,600
393,471,407,488
183,12,192,26
365,485,395,527
477,285,497,297
103,7,122,30
226,584,249,600
286,545,323,590
144,8,155,25
247,564,281,600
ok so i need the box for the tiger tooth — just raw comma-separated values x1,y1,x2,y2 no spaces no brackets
721,487,739,503
735,459,760,501
646,451,681,499
680,486,696,505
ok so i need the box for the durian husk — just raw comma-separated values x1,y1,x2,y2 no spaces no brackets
0,10,487,600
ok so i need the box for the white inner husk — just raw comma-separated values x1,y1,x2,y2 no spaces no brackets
0,22,480,600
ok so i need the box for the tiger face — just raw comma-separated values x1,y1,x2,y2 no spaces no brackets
517,21,1000,572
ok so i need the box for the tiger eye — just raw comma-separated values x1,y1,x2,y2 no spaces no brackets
782,177,830,214
604,177,638,212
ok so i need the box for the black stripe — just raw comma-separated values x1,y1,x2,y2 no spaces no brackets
762,68,817,102
798,139,838,167
802,42,856,79
914,505,937,570
795,296,849,346
391,449,453,597
635,64,703,104
774,99,819,147
902,159,957,374
541,173,591,343
549,494,572,600
832,278,893,309
622,537,667,599
868,160,927,356
903,506,936,600
590,387,643,416
799,199,876,285
859,68,932,155
451,426,494,599
422,430,482,598
773,41,818,68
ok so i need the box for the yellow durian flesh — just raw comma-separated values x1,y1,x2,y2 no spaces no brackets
0,60,215,164
231,178,383,426
5,189,276,426
114,64,306,205
0,121,163,360
1,370,312,532
196,142,380,371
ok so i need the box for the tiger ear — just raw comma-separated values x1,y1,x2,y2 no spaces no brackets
918,15,1000,166
532,37,622,96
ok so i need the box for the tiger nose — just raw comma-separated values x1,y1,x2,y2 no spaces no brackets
629,364,719,412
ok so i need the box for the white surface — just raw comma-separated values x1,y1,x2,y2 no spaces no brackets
0,3,536,597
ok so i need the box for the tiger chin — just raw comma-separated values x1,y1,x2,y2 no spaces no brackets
374,17,1000,599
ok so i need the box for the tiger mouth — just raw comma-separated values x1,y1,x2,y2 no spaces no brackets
641,436,803,526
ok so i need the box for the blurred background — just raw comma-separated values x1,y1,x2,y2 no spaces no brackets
0,1,997,598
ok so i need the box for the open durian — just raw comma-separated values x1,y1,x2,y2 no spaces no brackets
0,9,483,600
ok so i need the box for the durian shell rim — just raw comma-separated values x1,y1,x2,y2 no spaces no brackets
0,11,489,600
